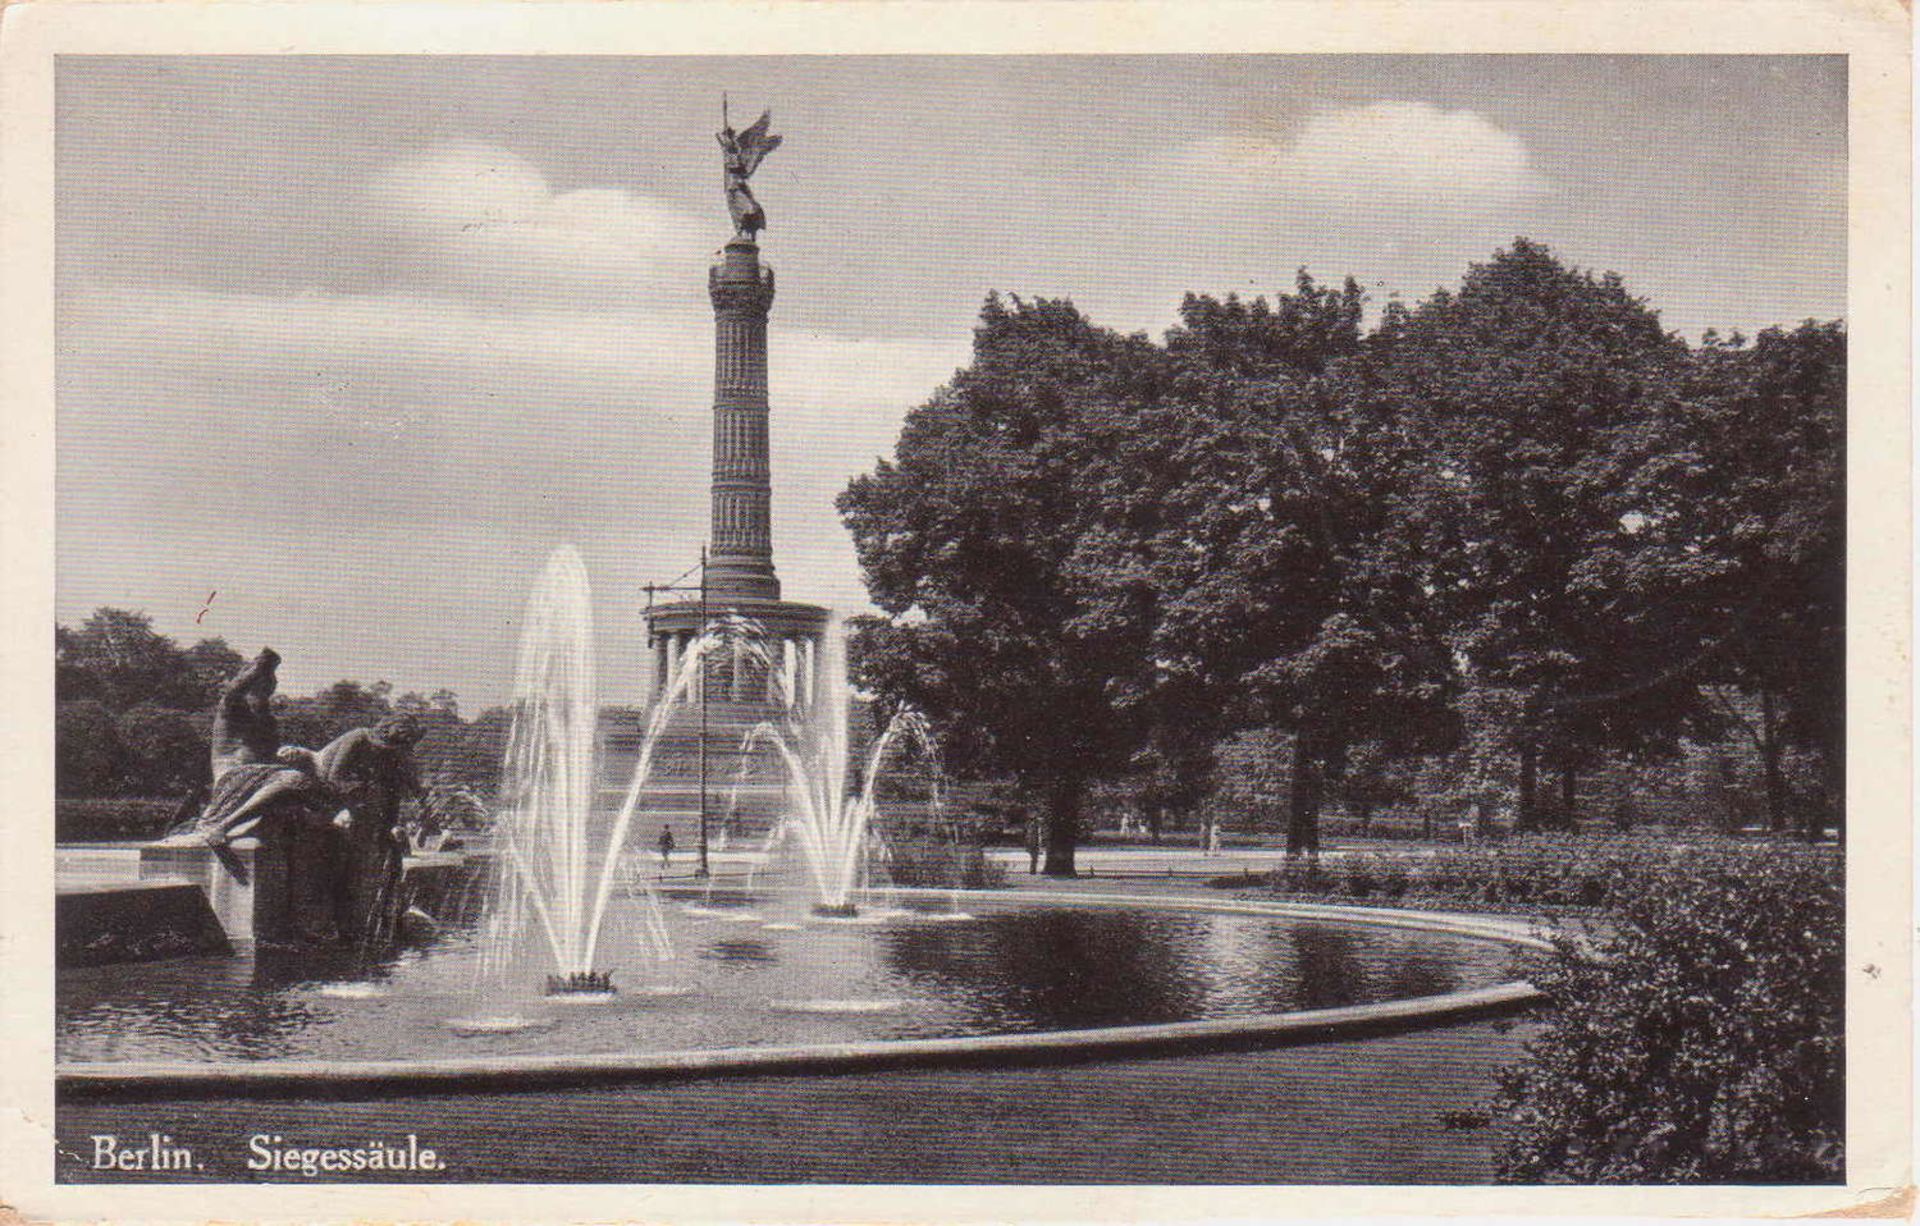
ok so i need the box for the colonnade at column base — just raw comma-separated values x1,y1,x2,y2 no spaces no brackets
610,597,831,847
640,597,830,712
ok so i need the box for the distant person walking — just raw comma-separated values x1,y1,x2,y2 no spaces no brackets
657,824,676,870
1025,816,1042,875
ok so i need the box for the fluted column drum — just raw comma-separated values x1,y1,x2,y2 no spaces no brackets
707,237,780,601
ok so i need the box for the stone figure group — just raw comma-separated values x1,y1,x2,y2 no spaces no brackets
165,647,425,947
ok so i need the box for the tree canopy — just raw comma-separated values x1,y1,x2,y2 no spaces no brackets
842,241,1845,864
840,295,1170,872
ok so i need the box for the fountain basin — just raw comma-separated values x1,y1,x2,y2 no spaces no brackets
59,980,1543,1101
56,892,1552,1101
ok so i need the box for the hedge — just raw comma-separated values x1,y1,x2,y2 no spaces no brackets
56,797,185,842
1261,832,1823,915
884,835,1009,890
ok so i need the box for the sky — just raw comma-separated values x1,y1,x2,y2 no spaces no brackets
55,55,1847,709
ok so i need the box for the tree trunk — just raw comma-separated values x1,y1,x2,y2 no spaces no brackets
1559,764,1578,826
1285,727,1322,858
1511,687,1555,833
1042,776,1081,877
1147,806,1162,845
1515,734,1540,833
1760,688,1787,834
1714,752,1739,833
1355,801,1374,839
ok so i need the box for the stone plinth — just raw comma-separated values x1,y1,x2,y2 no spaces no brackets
136,826,339,949
138,839,276,951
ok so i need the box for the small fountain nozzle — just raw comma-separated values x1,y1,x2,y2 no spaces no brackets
545,970,616,996
811,903,860,919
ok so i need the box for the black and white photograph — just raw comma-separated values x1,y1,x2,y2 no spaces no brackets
3,1,1909,1216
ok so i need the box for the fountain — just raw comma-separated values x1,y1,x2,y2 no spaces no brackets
483,550,793,997
749,615,934,917
57,553,1542,1104
485,547,699,998
482,546,620,995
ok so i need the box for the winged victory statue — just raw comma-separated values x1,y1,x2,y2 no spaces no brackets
717,101,783,239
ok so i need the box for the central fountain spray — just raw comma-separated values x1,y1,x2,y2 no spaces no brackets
487,546,611,994
485,547,702,998
750,617,934,916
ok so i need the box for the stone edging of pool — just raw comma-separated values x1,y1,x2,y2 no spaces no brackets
57,892,1554,1103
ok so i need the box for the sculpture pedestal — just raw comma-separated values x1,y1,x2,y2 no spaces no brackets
139,839,278,952
138,825,344,951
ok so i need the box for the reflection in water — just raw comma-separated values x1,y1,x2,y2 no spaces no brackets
57,957,324,1062
881,910,1209,1030
1288,923,1368,1009
1382,951,1457,1001
58,902,1512,1065
701,939,779,964
250,944,396,992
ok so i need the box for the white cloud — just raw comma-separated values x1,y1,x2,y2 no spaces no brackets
1175,101,1549,219
59,279,957,513
55,140,973,702
360,141,716,310
1126,101,1556,327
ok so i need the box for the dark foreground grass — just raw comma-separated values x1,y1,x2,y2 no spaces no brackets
58,1019,1530,1184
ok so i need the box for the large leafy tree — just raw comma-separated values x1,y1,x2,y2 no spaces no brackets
55,608,242,712
56,609,242,796
116,703,212,796
1359,241,1724,829
1097,276,1458,854
839,296,1168,874
1678,322,1845,834
55,699,129,796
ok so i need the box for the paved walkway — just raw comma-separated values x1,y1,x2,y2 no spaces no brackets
58,1018,1534,1183
58,836,1449,894
639,840,1454,888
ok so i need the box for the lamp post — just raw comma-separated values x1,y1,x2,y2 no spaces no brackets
642,546,712,878
698,546,709,878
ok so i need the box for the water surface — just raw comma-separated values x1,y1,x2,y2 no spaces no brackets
57,896,1516,1065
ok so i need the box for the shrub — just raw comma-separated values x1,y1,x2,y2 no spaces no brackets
1261,833,1815,917
1271,857,1334,897
1494,848,1843,1183
56,797,184,842
56,700,131,797
884,836,1009,890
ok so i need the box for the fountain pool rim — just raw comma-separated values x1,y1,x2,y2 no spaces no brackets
56,891,1553,1103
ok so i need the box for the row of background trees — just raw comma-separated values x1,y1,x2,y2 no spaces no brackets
55,607,509,804
839,240,1843,873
